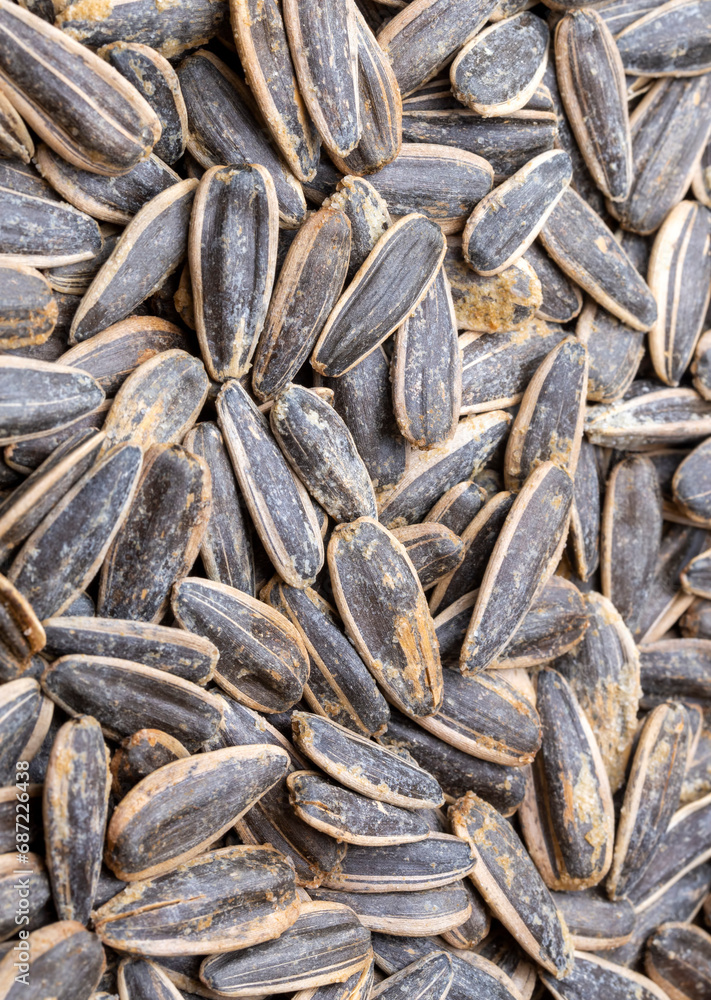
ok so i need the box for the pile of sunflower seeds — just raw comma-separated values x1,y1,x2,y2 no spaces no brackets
1,0,711,995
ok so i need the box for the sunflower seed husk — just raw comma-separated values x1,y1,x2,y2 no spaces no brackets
110,729,190,799
261,579,390,738
425,480,487,533
523,243,582,324
503,336,587,491
290,954,374,1000
0,264,56,350
327,516,443,717
69,179,196,343
117,957,188,1000
0,921,105,1000
615,0,711,78
540,952,671,1000
553,591,640,793
568,438,601,581
0,88,32,163
450,791,575,979
3,402,108,476
586,385,711,450
323,175,390,280
445,238,543,331
460,462,574,675
550,890,636,951
0,573,45,681
252,205,351,402
288,770,431,846
94,844,299,956
391,523,465,591
43,716,110,924
172,576,309,714
291,711,445,809
0,0,161,175
519,667,615,891
377,0,499,98
41,655,223,746
670,438,711,528
442,878,491,949
106,744,289,881
99,42,187,166
44,224,120,296
645,922,711,1000
608,75,711,236
638,639,711,709
35,143,180,226
177,49,306,229
370,952,452,1000
0,677,53,783
230,0,320,183
682,549,711,600
601,455,663,633
189,164,278,383
310,884,472,938
0,180,102,270
311,213,446,377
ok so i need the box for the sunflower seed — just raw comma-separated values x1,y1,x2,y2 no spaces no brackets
693,329,711,399
672,438,711,526
0,853,50,941
110,729,190,799
645,922,711,1000
540,952,671,1000
442,879,491,949
0,677,52,782
310,884,472,937
638,639,711,709
323,175,391,280
391,523,464,591
425,480,486,533
550,890,636,951
616,0,711,78
0,573,45,681
450,791,575,979
0,264,57,350
291,711,445,809
0,920,106,1000
0,0,161,175
117,957,187,1000
370,952,452,1000
0,88,32,163
94,844,299,956
524,243,582,324
445,238,543,331
586,385,711,450
0,181,102,269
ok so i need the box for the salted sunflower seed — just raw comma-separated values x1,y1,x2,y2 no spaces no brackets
106,744,289,881
450,791,575,979
0,920,105,1000
99,41,187,166
252,205,351,402
0,180,102,270
3,404,107,476
453,13,549,119
41,655,223,746
69,179,197,343
671,439,711,527
524,243,582,324
568,438,601,582
0,853,50,942
0,574,46,680
586,385,711,450
540,952,671,1000
290,955,374,1000
8,442,142,619
43,715,110,924
555,9,631,202
177,49,306,229
35,143,180,226
291,711,444,809
648,200,711,387
172,576,309,714
460,462,574,675
110,729,190,799
601,455,662,633
425,480,486,532
117,957,188,1000
0,88,32,163
463,150,571,277
327,516,442,717
519,667,615,891
310,884,472,938
288,770,430,846
370,952,452,1000
637,639,711,709
0,264,56,350
616,0,711,78
442,879,491,949
539,188,657,331
503,335,587,491
261,579,390,738
391,523,464,591
445,238,542,331
94,844,299,956
682,550,711,600
0,677,53,783
311,213,445,377
645,922,711,1000
0,0,161,175
551,890,636,951
189,163,278,382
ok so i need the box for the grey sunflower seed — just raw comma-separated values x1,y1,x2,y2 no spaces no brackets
493,575,589,669
69,179,197,343
377,0,499,98
586,385,711,450
568,439,601,581
231,0,320,182
118,957,187,1000
44,225,120,296
0,89,32,163
0,853,50,942
172,576,309,714
391,523,464,591
0,574,45,680
311,213,446,377
182,422,255,595
607,702,690,901
638,639,711,709
291,954,374,1000
189,163,278,382
451,13,549,117
378,410,511,529
554,591,640,794
41,655,223,746
601,455,662,633
539,188,657,331
110,729,190,799
445,238,542,331
519,667,614,891
473,925,536,997
35,143,180,226
261,579,390,738
0,181,102,269
176,50,305,228
106,744,289,881
648,200,711,387
327,516,443,717
271,383,377,522
44,716,110,924
645,922,711,1000
615,0,711,77
503,336,587,491
692,329,711,399
0,920,105,1000
252,205,351,402
323,175,391,280
94,844,299,956
683,549,711,600
291,711,445,809
288,770,431,846
3,404,106,475
0,677,53,783
450,791,575,979
540,952,671,1000
555,10,631,201
8,443,142,619
54,0,228,61
99,42,187,166
524,243,582,324
217,379,324,588
460,462,574,675
608,75,711,236
310,884,472,937
370,952,452,1000
0,0,161,174
442,879,490,949
0,264,56,350
550,890,636,951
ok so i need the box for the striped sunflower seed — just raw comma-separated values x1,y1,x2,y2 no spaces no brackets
540,952,671,1000
0,264,56,350
524,243,582,324
0,677,53,783
637,639,711,709
445,238,543,331
672,439,711,526
615,0,711,78
0,88,32,163
0,357,104,445
0,853,50,942
692,329,711,400
117,957,189,1000
110,729,189,799
370,952,452,1000
550,890,636,952
586,385,711,450
0,573,46,679
645,922,711,1000
0,920,105,1000
0,180,102,270
391,523,465,591
310,883,472,938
